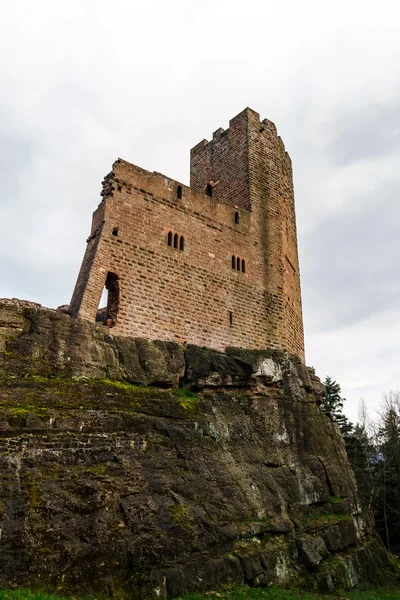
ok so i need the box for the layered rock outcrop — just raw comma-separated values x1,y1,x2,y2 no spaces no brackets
0,300,391,597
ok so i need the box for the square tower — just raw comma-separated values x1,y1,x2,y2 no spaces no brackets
190,108,304,359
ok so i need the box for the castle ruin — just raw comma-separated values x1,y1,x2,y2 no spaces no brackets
70,108,305,361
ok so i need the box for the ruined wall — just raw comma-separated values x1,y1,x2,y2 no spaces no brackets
69,161,269,351
0,300,392,597
70,108,304,361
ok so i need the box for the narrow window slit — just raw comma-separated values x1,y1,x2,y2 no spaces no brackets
168,231,173,246
206,183,213,197
174,233,179,248
177,185,183,199
180,236,184,251
232,255,236,269
229,311,233,326
241,259,246,273
236,257,241,270
235,211,239,224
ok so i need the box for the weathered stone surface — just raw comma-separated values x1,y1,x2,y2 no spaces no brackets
322,519,359,553
0,301,395,597
0,300,185,385
296,534,328,567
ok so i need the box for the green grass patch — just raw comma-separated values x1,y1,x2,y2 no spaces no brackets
168,503,193,532
176,387,200,412
176,584,400,600
0,377,173,414
1,351,19,359
329,496,344,504
169,503,189,523
0,376,203,415
1,583,400,600
305,512,352,529
8,406,49,417
0,593,69,600
84,377,143,392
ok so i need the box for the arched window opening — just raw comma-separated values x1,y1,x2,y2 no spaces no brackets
206,183,213,197
112,227,119,236
234,211,239,224
96,271,119,328
168,231,173,246
236,257,241,270
174,233,179,248
180,235,185,251
231,255,236,269
177,185,183,199
241,259,246,273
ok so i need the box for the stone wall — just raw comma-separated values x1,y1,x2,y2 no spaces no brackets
70,108,304,361
0,300,393,597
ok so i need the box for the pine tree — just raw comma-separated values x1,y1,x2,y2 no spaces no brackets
322,376,343,414
321,376,353,438
374,393,400,552
346,423,376,510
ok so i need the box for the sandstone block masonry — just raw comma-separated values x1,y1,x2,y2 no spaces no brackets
69,108,305,361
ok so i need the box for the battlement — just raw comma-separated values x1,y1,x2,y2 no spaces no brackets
191,108,281,149
70,109,305,361
190,107,291,211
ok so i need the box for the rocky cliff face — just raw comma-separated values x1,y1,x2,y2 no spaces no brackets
0,300,391,597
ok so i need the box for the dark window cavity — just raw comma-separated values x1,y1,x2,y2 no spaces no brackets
206,183,213,197
168,230,185,251
231,254,247,272
235,211,239,224
112,227,119,236
177,185,183,199
117,185,122,192
96,271,119,328
229,311,233,326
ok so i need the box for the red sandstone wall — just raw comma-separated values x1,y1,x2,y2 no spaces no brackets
190,112,251,210
189,108,304,360
70,161,274,351
246,110,304,360
70,109,305,360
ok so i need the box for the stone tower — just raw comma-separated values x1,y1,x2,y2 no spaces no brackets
69,108,305,361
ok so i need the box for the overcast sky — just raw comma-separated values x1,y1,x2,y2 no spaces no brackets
2,0,400,422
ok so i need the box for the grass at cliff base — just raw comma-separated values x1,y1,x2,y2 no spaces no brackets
182,585,400,599
1,586,400,600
